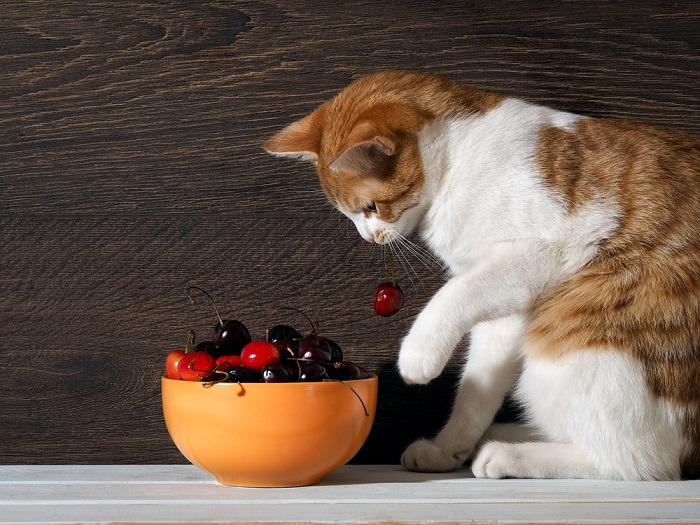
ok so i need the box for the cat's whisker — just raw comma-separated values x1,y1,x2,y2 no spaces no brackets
394,235,436,271
388,240,417,290
366,241,377,269
395,233,444,272
396,240,424,289
395,232,443,265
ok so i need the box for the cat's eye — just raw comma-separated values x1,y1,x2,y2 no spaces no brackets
365,202,377,213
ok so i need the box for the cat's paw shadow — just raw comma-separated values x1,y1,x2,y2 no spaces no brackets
350,361,524,465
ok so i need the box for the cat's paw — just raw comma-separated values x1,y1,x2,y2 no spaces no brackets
398,336,445,385
471,441,516,479
401,439,465,472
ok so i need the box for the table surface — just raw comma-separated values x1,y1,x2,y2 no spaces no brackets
2,465,700,524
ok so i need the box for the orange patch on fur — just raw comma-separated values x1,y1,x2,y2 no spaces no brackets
264,71,502,222
530,118,700,476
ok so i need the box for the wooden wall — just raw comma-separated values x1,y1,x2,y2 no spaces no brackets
1,0,698,464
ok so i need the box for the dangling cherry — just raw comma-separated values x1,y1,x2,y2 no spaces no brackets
187,286,251,355
373,281,404,316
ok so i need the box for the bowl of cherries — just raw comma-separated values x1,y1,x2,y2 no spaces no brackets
162,287,378,487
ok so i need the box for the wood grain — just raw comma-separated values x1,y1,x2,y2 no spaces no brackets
1,0,698,463
2,465,700,524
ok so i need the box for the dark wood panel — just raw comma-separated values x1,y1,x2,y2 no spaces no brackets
1,1,698,216
0,215,459,463
0,0,698,463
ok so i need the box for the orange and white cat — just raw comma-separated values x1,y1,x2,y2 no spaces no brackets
264,71,700,480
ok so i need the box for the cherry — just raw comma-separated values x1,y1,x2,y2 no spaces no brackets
271,340,297,361
178,351,216,381
165,349,186,379
213,319,251,355
284,361,301,381
262,364,290,383
215,355,242,371
187,286,251,355
298,335,332,362
298,361,329,382
165,330,194,379
192,340,218,356
373,281,404,317
241,341,281,371
224,366,261,383
327,361,369,381
266,324,302,351
323,337,343,363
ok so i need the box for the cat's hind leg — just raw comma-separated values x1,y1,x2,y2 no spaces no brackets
473,349,685,480
472,441,599,479
401,315,523,472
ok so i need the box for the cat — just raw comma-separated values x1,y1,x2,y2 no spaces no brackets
264,70,700,480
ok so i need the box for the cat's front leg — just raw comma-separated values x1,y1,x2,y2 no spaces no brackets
402,315,524,472
398,243,557,385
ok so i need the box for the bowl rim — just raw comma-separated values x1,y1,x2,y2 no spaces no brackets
161,373,378,387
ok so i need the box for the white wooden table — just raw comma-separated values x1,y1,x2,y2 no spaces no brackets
2,465,699,524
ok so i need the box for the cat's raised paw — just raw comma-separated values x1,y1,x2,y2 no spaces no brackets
401,439,465,472
471,441,517,479
398,340,445,385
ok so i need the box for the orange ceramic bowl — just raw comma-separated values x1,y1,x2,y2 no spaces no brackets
162,374,378,487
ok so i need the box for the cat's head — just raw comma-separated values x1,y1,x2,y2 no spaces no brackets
263,74,433,244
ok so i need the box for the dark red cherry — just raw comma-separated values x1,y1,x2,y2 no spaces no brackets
241,341,281,371
298,361,329,382
373,281,404,317
298,335,332,362
213,320,251,355
266,324,301,348
192,340,219,357
224,366,261,383
322,337,343,363
262,364,290,383
271,340,297,361
284,361,301,382
186,287,251,355
327,361,369,380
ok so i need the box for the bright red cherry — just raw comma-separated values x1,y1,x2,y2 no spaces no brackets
165,349,185,379
215,355,242,371
178,351,216,381
373,281,404,316
241,341,281,371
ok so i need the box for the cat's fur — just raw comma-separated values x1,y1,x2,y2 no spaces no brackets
264,71,700,480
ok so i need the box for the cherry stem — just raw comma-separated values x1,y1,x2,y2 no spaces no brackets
324,379,369,417
187,286,224,327
202,369,229,388
184,330,195,354
276,306,317,335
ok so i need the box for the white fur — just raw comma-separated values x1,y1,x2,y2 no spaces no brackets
374,98,688,480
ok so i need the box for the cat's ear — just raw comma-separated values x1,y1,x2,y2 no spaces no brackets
263,109,324,162
329,120,396,174
329,103,429,175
